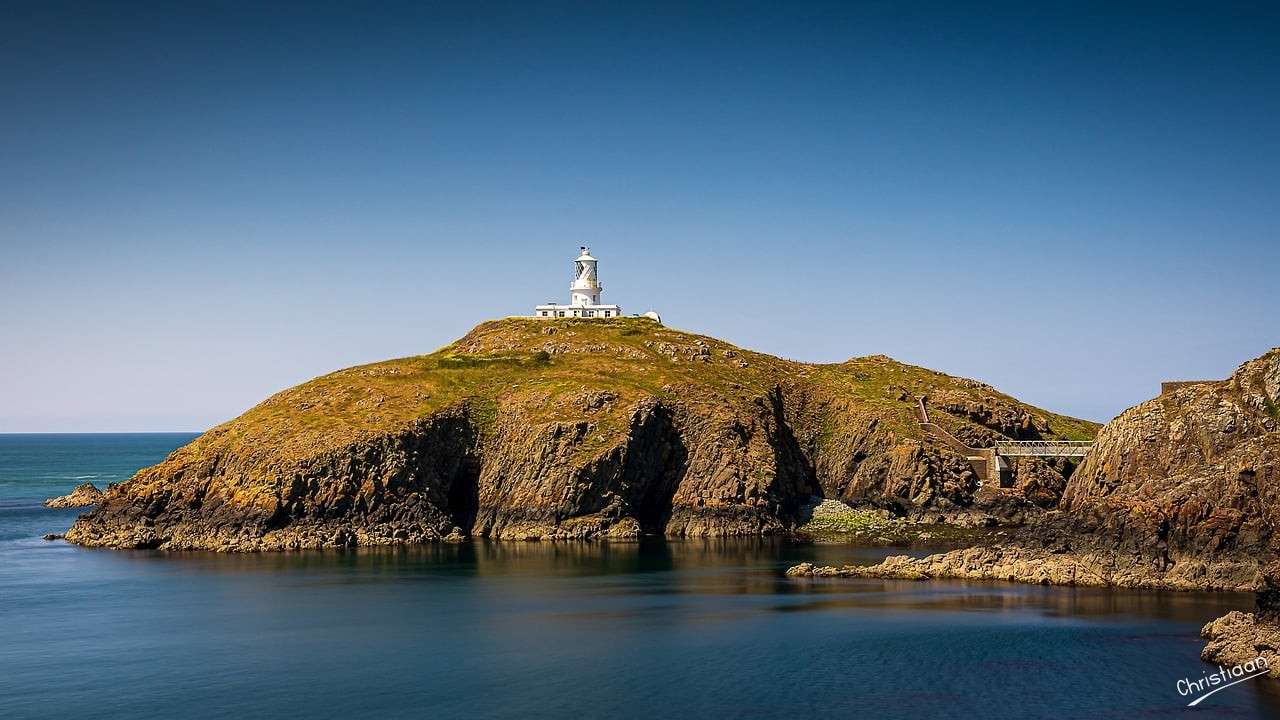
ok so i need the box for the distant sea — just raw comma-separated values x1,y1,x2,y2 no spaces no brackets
2,433,1277,719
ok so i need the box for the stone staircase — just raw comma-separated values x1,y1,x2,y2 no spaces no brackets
914,397,997,486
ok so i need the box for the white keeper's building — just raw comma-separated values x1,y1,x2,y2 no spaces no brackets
534,247,623,319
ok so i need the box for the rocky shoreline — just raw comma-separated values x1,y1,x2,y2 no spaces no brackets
785,543,1263,593
784,511,1271,593
63,505,788,551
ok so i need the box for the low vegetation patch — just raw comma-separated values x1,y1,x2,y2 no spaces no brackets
796,499,986,546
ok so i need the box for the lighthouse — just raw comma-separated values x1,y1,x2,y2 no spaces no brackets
534,247,623,319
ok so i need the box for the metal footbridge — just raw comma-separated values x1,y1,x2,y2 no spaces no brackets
914,397,1093,486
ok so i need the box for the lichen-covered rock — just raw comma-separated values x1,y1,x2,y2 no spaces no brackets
65,318,1096,552
44,482,104,508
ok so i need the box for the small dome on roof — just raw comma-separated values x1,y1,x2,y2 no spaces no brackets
642,310,662,324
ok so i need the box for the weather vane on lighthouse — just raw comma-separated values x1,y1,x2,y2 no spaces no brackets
533,247,624,320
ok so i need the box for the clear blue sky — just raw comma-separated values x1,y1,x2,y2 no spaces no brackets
2,1,1277,431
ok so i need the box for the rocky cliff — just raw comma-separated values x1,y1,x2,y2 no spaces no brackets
65,318,1095,551
1062,349,1280,562
788,348,1280,591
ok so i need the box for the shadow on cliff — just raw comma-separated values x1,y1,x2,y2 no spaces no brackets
622,404,690,535
767,386,824,525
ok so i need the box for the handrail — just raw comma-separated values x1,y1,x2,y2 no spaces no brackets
994,440,1093,457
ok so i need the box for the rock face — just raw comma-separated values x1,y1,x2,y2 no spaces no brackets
65,318,1095,551
44,482,105,509
789,349,1280,592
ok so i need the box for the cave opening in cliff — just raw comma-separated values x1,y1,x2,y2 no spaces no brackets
414,414,484,537
446,463,481,535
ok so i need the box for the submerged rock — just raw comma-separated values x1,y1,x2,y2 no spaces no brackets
44,482,105,509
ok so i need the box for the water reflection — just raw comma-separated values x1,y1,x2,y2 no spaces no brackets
4,537,1275,719
91,537,901,589
88,537,1252,626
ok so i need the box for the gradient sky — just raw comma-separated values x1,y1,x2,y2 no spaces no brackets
2,1,1277,431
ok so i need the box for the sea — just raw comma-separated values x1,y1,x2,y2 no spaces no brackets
2,433,1277,719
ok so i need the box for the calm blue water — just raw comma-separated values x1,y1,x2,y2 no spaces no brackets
2,434,1277,719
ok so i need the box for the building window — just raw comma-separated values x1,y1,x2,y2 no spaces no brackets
603,311,610,317
585,310,594,317
557,311,565,317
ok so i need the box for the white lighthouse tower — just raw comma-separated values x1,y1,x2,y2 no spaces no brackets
534,247,623,319
569,248,602,306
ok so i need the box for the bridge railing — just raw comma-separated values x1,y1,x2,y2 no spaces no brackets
994,440,1093,458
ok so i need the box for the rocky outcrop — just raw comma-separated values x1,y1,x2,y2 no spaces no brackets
44,482,104,508
65,318,1095,551
932,389,1049,441
1201,563,1280,676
